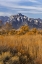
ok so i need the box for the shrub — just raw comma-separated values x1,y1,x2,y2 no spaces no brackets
19,55,27,64
9,29,16,35
31,28,38,34
9,56,20,64
18,25,29,35
0,51,12,61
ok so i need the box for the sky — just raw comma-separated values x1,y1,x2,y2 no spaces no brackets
0,0,42,18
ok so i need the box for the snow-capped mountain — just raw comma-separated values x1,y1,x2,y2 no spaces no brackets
0,13,42,29
7,13,28,29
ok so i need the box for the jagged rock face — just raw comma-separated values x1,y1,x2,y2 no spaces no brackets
0,13,42,29
7,13,28,29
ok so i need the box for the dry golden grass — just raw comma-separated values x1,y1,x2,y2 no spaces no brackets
0,34,42,57
0,34,42,59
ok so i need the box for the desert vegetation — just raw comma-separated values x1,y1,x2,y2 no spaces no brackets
0,25,42,35
0,25,42,64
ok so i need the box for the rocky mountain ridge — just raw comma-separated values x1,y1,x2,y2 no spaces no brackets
0,13,42,29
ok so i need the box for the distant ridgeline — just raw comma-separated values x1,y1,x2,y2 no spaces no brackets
0,13,42,30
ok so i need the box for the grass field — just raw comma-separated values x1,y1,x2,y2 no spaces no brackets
0,34,42,64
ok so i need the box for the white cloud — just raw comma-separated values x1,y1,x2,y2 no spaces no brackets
0,12,12,16
0,0,21,3
0,4,42,15
17,10,42,14
0,0,42,15
8,5,42,12
0,1,42,12
0,0,41,10
0,0,42,12
22,0,38,3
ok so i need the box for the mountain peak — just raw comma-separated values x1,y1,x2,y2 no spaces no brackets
17,13,23,16
0,13,42,29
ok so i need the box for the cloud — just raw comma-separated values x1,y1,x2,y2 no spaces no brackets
0,0,40,7
0,4,42,15
0,12,12,16
0,0,37,3
17,10,42,14
28,0,37,2
7,5,42,12
0,0,21,3
22,0,38,3
0,0,42,16
0,0,42,12
0,1,42,12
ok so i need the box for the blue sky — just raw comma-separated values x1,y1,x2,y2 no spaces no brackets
0,0,42,18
